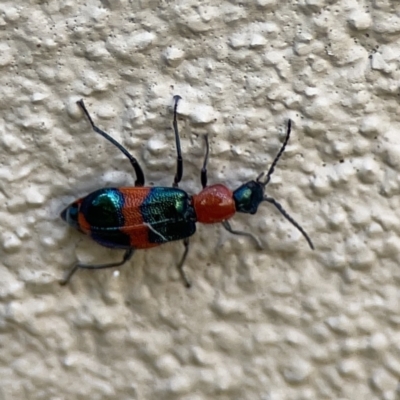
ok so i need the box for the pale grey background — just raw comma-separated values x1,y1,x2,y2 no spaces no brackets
1,1,399,399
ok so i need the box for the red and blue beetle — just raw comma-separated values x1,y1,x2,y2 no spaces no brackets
60,96,314,287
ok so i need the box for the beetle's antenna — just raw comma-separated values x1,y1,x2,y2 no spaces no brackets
258,119,292,187
263,195,314,250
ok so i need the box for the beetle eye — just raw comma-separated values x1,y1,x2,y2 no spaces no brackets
61,203,79,228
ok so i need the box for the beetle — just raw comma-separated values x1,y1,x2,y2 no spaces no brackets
60,96,314,287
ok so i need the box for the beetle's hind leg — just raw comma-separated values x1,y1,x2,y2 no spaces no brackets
60,248,134,285
172,96,184,187
77,100,145,187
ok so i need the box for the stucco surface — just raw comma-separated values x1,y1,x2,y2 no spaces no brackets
1,1,400,399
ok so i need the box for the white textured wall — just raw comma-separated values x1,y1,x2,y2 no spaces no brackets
1,1,400,399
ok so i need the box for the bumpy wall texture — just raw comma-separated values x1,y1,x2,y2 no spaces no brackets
1,1,400,399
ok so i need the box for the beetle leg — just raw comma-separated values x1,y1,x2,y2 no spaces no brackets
200,134,210,189
221,220,262,249
176,237,191,288
172,95,183,187
60,248,135,285
77,100,145,187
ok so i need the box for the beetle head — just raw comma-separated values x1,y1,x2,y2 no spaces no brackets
232,181,264,214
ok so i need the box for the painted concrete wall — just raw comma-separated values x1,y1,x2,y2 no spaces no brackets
1,1,400,399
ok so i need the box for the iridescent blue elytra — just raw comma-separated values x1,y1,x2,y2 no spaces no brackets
60,97,314,287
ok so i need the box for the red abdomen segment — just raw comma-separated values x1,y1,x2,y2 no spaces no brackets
65,186,197,250
192,184,236,224
119,187,156,249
